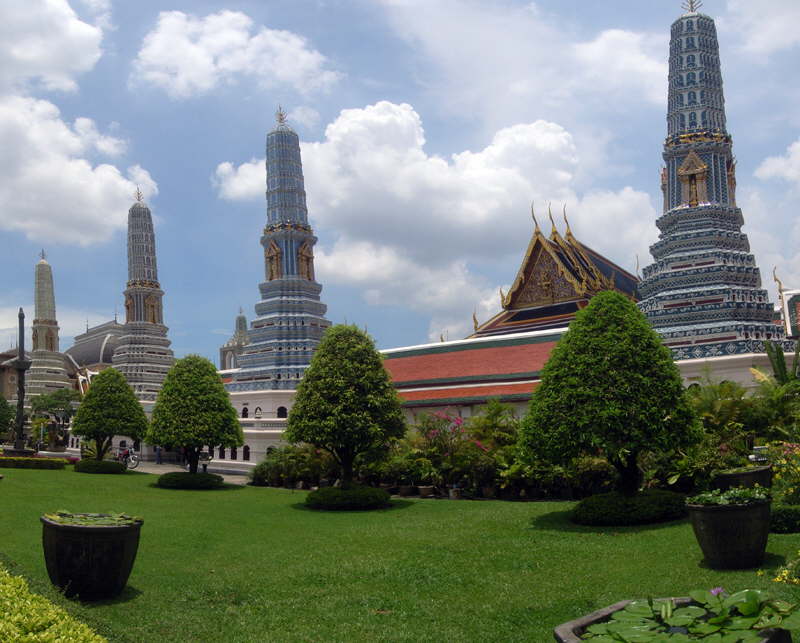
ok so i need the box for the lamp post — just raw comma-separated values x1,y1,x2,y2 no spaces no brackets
10,308,32,454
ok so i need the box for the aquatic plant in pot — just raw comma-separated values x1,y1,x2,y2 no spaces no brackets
686,486,771,570
713,465,773,491
555,587,799,642
41,510,143,599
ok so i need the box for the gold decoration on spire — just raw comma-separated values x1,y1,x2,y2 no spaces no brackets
562,204,572,236
547,202,556,233
276,105,287,124
530,201,540,233
681,0,702,12
135,186,144,203
472,310,479,332
499,287,507,307
774,267,784,294
635,254,641,279
39,249,46,261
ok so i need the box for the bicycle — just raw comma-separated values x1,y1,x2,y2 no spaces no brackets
117,447,140,470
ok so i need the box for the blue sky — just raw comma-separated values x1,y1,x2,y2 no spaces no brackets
1,0,799,363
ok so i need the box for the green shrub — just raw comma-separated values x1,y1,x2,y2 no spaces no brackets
74,459,126,474
250,445,336,487
569,456,619,498
571,489,687,526
305,485,391,511
0,565,106,642
772,505,800,533
0,456,66,469
156,472,224,489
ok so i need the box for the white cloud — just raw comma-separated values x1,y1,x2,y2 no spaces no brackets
722,0,800,56
78,0,113,31
755,139,800,186
0,0,102,92
215,101,653,341
131,10,341,99
377,0,665,130
0,95,157,246
288,106,321,130
0,303,116,353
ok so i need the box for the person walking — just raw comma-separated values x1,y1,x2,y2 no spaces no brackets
155,445,162,465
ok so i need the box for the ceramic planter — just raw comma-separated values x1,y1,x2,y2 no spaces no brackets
418,485,434,498
687,499,771,569
41,514,143,599
713,465,772,491
553,598,790,642
448,487,462,500
398,484,415,497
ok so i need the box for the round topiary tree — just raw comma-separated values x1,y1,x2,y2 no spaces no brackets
285,324,406,486
520,290,699,496
71,368,148,460
147,355,242,474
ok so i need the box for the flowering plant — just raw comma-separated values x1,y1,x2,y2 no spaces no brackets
767,442,800,504
581,587,800,640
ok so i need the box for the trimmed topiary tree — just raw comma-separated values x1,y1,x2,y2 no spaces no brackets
147,355,242,474
285,325,406,486
71,368,148,460
520,290,699,496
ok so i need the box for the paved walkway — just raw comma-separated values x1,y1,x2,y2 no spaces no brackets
134,461,250,486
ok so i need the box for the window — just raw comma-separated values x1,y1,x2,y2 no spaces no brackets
241,407,249,418
219,447,225,459
230,447,237,461
243,445,250,461
277,406,288,419
254,407,262,419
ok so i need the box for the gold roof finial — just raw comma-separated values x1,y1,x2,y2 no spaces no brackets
39,248,46,261
472,310,479,332
635,254,641,279
547,202,556,233
681,0,702,12
562,204,572,235
499,287,507,306
774,267,785,293
276,105,287,125
135,185,144,202
530,201,541,233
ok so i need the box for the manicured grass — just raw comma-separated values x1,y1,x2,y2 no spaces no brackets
1,468,799,642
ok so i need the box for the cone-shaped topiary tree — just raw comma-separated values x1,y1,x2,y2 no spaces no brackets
71,368,148,460
147,355,242,474
285,325,406,486
520,290,699,495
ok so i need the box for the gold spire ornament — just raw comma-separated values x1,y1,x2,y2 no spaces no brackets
562,205,572,235
39,249,46,261
472,310,479,332
135,186,144,203
276,105,287,124
531,201,540,233
635,254,641,279
547,202,556,233
681,0,702,12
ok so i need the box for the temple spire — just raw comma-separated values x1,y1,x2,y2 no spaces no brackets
681,0,702,12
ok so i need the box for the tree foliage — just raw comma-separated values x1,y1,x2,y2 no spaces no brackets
71,368,148,460
285,325,406,485
749,341,800,440
520,291,699,495
147,355,242,474
0,396,14,441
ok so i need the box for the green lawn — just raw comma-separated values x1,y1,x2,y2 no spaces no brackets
1,468,799,642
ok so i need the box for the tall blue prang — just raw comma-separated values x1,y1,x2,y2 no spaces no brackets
226,108,331,391
638,2,790,359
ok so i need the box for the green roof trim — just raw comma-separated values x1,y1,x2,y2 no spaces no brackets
401,392,533,408
383,332,562,359
394,371,541,388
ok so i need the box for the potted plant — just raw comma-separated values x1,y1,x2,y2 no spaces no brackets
416,458,438,498
686,486,771,570
41,510,143,599
555,587,798,642
712,464,773,490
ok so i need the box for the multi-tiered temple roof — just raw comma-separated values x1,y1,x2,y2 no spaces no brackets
637,4,790,359
225,109,330,392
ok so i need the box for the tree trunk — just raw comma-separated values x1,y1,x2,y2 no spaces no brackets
187,447,199,474
340,452,355,488
613,451,641,497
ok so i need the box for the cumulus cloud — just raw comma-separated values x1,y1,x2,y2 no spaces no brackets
0,95,157,246
0,0,102,92
0,303,114,352
377,0,666,130
131,10,341,99
722,0,800,56
78,0,113,31
288,106,321,130
755,139,800,186
215,101,653,340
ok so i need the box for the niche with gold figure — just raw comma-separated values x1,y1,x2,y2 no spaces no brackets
266,241,282,281
298,242,315,281
145,295,161,324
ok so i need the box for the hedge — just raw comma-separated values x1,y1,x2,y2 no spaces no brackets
305,485,391,511
0,456,67,469
772,505,800,534
571,489,687,526
0,565,106,642
156,472,224,490
74,459,126,474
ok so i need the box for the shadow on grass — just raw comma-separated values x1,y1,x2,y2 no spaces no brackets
696,551,786,572
147,482,245,492
529,509,689,534
78,584,143,607
290,499,415,513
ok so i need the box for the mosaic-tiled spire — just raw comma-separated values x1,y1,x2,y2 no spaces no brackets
638,6,789,359
113,193,174,402
226,108,330,391
27,252,70,397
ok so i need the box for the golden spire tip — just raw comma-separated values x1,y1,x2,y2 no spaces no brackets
276,105,287,124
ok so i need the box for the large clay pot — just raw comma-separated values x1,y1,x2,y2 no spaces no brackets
418,485,434,498
687,500,771,570
553,597,789,642
41,514,143,599
713,465,772,491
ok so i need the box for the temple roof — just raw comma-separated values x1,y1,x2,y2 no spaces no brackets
471,208,638,337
